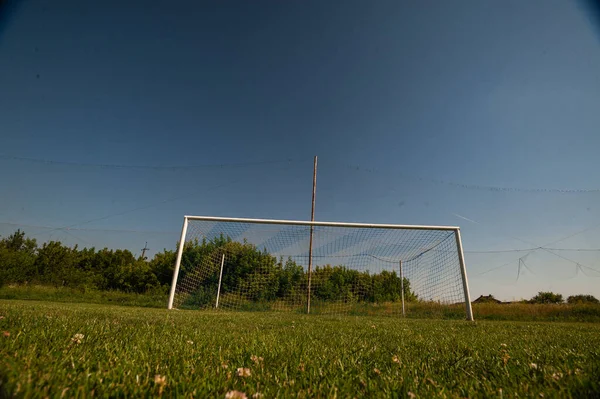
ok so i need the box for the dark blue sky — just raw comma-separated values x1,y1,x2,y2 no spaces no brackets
1,0,600,300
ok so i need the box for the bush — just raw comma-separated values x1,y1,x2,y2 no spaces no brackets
530,291,563,304
567,294,599,304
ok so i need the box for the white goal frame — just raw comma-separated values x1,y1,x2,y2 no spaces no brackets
167,215,474,321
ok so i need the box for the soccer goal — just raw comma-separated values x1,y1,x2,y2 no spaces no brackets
167,216,474,320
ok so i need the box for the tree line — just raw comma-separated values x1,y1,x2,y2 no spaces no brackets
0,230,417,305
476,292,599,305
176,235,416,308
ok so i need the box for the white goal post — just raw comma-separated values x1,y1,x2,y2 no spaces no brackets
167,216,474,320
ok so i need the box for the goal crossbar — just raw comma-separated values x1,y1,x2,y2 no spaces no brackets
184,215,461,231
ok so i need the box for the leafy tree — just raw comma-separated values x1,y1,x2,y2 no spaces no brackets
530,291,563,304
149,249,176,286
567,294,599,304
277,257,305,301
0,229,420,306
0,230,38,285
34,241,78,286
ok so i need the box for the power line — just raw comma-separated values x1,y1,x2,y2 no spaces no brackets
544,247,600,252
451,213,600,273
0,154,306,170
3,221,600,254
0,221,177,235
473,257,525,277
466,248,538,254
345,163,600,193
541,220,600,247
28,176,247,238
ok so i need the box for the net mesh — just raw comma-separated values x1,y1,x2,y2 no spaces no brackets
171,219,467,316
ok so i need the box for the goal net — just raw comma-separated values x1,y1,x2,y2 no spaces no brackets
168,216,473,319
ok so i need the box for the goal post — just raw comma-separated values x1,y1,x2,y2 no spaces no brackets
167,215,474,320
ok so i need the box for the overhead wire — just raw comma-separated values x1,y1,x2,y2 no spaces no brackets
344,163,600,193
0,153,305,170
28,176,247,238
453,213,600,275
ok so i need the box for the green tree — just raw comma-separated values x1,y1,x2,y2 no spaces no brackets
530,291,563,304
567,294,599,304
149,249,177,286
277,257,305,301
34,241,83,287
0,230,38,285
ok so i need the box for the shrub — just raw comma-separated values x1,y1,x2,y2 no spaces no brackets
530,291,563,304
567,294,599,304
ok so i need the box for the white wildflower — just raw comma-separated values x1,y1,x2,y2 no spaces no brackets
71,333,85,344
236,367,251,377
250,355,263,364
225,391,247,399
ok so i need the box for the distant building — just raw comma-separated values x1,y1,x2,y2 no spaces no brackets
473,295,502,304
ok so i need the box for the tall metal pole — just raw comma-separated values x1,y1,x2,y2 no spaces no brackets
168,217,189,309
400,260,405,317
454,228,474,321
215,253,226,309
307,156,318,314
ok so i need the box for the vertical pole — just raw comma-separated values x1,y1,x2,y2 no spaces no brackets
454,228,474,321
307,155,318,314
215,253,226,309
399,260,405,317
167,217,189,309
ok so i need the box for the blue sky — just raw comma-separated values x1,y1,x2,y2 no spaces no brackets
1,0,600,301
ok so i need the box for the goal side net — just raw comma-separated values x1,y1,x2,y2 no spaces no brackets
167,216,473,320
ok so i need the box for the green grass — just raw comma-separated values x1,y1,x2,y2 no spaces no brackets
4,285,600,323
0,285,168,308
0,285,600,322
1,300,600,398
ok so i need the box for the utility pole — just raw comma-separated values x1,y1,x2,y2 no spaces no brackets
141,242,150,260
307,156,318,314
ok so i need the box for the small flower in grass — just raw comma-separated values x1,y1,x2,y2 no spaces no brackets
530,363,538,370
187,340,194,345
225,391,247,399
250,355,263,364
221,362,229,369
371,324,376,329
71,333,84,344
407,392,416,399
154,374,167,395
373,368,381,375
2,331,9,337
392,355,400,364
552,372,563,381
236,367,251,377
500,343,507,348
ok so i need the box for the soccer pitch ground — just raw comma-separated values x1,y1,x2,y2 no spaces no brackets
1,300,599,398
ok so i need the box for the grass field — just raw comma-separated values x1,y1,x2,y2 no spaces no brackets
1,300,600,398
3,285,600,323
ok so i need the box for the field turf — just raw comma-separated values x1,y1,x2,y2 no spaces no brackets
1,300,599,398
